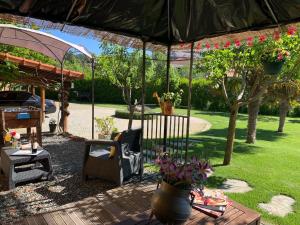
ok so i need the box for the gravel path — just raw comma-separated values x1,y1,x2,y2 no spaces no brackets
43,103,211,139
0,135,152,224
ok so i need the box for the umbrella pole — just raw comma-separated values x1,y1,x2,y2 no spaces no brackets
140,41,146,181
163,45,171,152
185,42,194,163
60,61,64,133
91,58,95,139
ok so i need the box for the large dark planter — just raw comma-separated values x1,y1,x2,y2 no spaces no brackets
49,123,57,133
262,60,285,75
151,181,191,224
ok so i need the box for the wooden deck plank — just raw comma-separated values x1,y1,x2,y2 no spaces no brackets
4,182,260,225
33,215,48,225
42,213,58,225
57,211,77,225
49,212,67,225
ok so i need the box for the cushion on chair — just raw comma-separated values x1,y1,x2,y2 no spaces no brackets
109,133,122,159
89,148,109,159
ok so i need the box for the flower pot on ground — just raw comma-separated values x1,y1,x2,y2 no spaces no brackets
151,154,213,224
49,119,57,133
95,117,117,140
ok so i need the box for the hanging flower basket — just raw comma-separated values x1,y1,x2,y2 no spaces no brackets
262,60,285,75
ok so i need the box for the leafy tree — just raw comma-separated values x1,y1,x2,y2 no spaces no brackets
97,43,146,129
201,44,272,165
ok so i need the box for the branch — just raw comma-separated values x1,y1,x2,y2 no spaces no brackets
221,78,230,106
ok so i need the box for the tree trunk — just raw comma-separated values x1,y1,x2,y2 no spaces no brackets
246,98,261,144
277,98,290,133
128,104,135,130
223,104,239,165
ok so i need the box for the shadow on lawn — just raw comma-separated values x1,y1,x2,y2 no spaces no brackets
188,127,286,160
195,111,278,122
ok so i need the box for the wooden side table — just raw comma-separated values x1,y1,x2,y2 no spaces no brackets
0,147,53,189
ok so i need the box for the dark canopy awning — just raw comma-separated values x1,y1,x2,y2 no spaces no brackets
0,0,300,47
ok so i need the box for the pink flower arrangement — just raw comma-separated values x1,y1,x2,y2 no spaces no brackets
155,154,213,189
262,47,290,63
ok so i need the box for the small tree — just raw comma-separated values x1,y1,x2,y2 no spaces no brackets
202,44,271,165
98,43,145,129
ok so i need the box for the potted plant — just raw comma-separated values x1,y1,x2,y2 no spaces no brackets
95,117,117,139
49,119,57,133
151,154,213,224
153,89,183,115
261,47,290,75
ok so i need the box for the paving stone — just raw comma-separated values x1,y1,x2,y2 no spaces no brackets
218,179,252,193
259,195,295,217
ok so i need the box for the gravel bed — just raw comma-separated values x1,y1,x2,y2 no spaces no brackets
0,135,154,224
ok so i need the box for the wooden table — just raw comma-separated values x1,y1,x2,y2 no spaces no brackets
9,181,260,225
0,107,42,146
0,147,53,189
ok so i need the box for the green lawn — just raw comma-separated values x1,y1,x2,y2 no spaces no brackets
96,104,300,225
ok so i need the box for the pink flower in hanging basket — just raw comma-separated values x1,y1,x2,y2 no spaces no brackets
287,26,297,36
205,43,211,49
259,35,267,43
214,43,219,49
277,53,284,61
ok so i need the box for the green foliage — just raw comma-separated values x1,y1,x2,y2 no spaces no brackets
161,89,183,106
94,116,116,135
115,110,144,120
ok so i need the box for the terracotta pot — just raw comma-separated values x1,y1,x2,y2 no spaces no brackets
162,101,174,115
151,181,191,224
262,60,285,75
98,134,111,139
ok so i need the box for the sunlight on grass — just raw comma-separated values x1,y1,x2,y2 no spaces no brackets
99,104,299,225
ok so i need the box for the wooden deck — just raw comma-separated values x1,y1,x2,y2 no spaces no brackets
11,181,260,225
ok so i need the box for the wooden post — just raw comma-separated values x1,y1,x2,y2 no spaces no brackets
30,85,35,95
59,82,71,133
40,87,45,122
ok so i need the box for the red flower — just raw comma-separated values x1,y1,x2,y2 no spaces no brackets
247,37,254,46
287,26,297,36
273,31,281,40
205,42,211,49
224,41,231,48
10,130,16,137
277,53,283,61
259,35,266,43
195,42,202,51
234,40,241,47
214,43,219,49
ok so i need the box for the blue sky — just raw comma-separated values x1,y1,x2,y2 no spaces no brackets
42,29,101,55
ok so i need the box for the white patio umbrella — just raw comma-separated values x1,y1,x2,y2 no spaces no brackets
0,24,95,134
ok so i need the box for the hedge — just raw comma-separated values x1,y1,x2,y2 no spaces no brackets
44,77,300,117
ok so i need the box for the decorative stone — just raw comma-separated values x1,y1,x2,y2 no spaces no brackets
219,179,252,193
259,195,295,217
